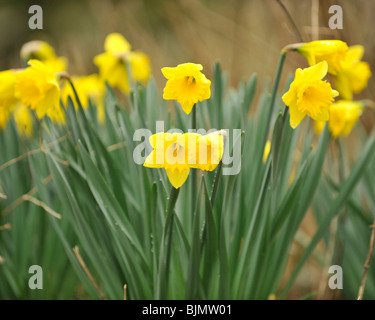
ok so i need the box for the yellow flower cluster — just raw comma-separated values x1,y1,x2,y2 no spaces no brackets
142,62,219,189
0,34,152,136
94,33,151,94
283,40,371,137
144,131,224,189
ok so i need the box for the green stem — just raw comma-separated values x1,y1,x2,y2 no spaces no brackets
210,161,223,207
191,105,197,219
332,139,346,270
270,51,287,117
263,51,287,153
165,186,180,292
67,78,84,110
191,104,197,130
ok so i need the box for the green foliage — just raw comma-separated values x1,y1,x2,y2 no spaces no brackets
0,62,374,300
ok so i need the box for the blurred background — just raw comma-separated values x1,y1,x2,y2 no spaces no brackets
0,0,374,299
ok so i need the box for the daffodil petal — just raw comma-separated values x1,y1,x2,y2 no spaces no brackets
166,168,190,189
104,33,131,55
289,102,306,129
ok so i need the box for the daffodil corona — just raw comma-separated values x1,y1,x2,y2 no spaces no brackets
144,131,224,189
282,61,339,129
162,63,211,114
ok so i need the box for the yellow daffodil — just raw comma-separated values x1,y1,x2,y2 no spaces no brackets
262,140,271,163
129,51,151,84
61,74,106,123
161,63,211,114
94,33,151,94
334,45,372,100
314,100,363,138
144,131,224,189
0,70,18,129
15,59,60,119
329,100,363,139
20,40,67,73
14,104,33,137
282,61,339,129
296,40,348,75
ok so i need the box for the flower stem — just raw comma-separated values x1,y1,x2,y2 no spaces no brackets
192,104,197,130
263,51,287,149
331,139,347,272
270,51,287,115
165,186,180,292
191,105,197,218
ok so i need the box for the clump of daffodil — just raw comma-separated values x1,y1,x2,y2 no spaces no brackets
161,63,211,114
61,74,106,124
144,131,224,189
282,61,339,129
20,40,67,73
0,70,18,129
15,59,61,119
291,40,348,75
334,45,372,100
94,33,151,94
13,104,33,138
315,100,363,139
